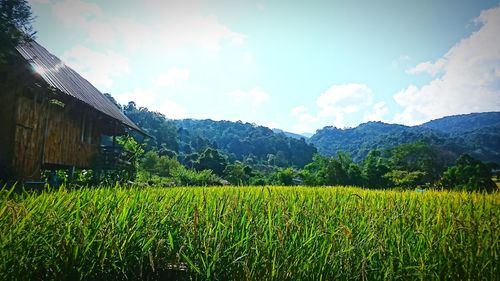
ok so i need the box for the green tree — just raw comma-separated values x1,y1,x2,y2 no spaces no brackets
299,153,363,187
384,170,426,188
118,135,144,165
172,168,221,186
300,154,328,186
440,154,496,192
388,142,444,184
156,155,182,178
346,163,363,186
116,135,144,180
276,168,296,186
194,148,227,176
274,151,289,167
362,150,391,188
140,150,160,178
323,157,347,185
223,162,249,185
0,0,35,60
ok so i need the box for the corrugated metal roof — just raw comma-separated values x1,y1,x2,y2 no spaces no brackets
16,41,142,133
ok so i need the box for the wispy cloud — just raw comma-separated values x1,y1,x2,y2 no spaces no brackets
227,88,270,109
364,101,389,122
391,54,411,69
115,88,187,119
152,67,190,87
290,105,318,132
49,0,245,53
52,0,102,27
289,83,383,133
317,83,373,118
45,0,247,113
290,105,309,116
394,5,500,125
62,45,130,90
315,83,373,128
406,59,446,76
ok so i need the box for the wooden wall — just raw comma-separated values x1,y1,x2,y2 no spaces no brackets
2,53,112,181
11,91,102,180
42,100,100,168
0,83,19,179
11,93,47,180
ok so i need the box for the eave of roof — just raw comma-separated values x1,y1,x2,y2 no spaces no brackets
16,40,146,136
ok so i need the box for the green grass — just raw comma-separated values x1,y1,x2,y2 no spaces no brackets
1,186,499,280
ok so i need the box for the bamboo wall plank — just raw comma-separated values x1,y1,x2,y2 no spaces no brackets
12,92,101,180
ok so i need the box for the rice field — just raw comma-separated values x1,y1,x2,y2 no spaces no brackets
1,185,499,280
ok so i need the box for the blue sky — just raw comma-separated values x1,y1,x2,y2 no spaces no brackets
29,0,500,133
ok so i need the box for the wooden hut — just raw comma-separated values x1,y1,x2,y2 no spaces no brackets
0,41,144,182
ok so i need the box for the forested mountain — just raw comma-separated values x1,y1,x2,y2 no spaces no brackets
105,97,500,188
309,122,445,162
420,112,500,134
115,95,499,167
121,102,316,168
172,119,317,167
308,112,500,164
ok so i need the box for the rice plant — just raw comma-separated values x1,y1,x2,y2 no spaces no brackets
0,185,498,280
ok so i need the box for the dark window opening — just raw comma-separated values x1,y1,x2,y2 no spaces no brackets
81,114,93,144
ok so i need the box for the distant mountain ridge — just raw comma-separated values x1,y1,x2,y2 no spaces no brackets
171,119,317,167
308,112,500,164
272,129,310,140
122,98,500,166
122,102,317,168
420,112,500,133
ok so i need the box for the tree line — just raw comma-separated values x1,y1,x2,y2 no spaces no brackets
134,139,497,192
109,99,497,191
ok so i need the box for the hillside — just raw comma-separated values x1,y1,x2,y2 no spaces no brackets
420,112,500,134
308,112,500,163
122,102,317,168
119,96,499,166
173,119,317,167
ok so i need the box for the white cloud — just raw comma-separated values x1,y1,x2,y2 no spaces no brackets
289,105,319,133
290,105,308,116
317,83,373,118
406,59,447,76
250,88,269,107
115,88,186,119
264,121,279,129
135,0,246,51
153,67,190,87
392,54,411,68
51,0,153,48
292,122,316,134
52,0,102,28
315,83,373,127
50,0,245,53
62,45,130,90
159,99,188,119
227,87,269,108
395,5,500,125
109,17,153,50
364,101,389,122
288,83,377,133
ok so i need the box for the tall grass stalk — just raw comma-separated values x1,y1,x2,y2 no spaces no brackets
0,186,498,280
